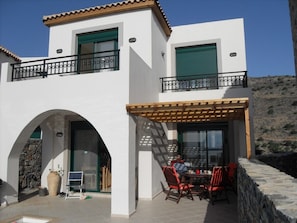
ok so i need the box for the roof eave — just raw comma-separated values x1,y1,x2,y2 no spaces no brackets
43,0,172,37
0,46,21,62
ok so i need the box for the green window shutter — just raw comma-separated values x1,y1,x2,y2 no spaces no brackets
78,28,118,44
176,44,218,79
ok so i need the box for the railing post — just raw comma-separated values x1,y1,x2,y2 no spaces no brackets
77,54,80,74
160,77,164,93
42,59,47,78
11,64,15,82
116,49,120,70
243,71,248,87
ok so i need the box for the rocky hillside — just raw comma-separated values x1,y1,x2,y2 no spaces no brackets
249,75,297,154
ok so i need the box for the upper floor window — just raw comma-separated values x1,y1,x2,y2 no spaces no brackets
77,28,119,73
176,44,218,89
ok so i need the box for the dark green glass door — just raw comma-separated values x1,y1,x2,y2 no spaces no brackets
71,121,100,192
77,28,118,73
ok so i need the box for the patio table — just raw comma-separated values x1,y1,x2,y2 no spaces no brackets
181,173,212,195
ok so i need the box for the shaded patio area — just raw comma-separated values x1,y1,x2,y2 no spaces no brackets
0,190,237,223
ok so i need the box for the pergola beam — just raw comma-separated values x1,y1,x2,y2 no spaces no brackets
126,97,251,159
126,98,249,123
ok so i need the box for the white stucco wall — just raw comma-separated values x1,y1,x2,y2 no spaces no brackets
128,11,168,200
159,86,252,102
47,9,153,67
147,13,168,199
167,18,246,76
0,67,132,208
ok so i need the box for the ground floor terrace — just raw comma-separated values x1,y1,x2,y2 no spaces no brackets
0,97,252,216
0,190,238,223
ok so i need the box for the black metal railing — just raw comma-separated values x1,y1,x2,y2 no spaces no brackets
160,71,247,92
11,50,120,81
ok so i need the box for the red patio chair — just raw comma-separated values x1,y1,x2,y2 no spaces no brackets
162,166,194,203
226,162,238,193
199,166,229,205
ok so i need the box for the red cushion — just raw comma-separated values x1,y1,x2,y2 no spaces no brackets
169,183,194,191
208,186,225,192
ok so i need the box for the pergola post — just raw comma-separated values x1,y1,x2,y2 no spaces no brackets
244,106,251,159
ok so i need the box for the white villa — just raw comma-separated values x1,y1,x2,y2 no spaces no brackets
0,0,254,217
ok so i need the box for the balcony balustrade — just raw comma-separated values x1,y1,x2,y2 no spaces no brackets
11,50,120,81
11,54,247,93
160,71,247,92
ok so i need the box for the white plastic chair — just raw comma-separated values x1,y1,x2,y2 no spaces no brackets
65,171,84,200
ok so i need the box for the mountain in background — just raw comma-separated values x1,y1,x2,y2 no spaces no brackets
249,75,297,154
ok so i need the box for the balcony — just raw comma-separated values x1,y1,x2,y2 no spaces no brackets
11,50,120,81
160,71,247,92
10,53,247,94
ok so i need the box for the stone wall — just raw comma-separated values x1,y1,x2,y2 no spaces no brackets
19,140,42,190
238,158,297,222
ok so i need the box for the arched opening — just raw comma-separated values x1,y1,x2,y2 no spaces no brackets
6,109,112,202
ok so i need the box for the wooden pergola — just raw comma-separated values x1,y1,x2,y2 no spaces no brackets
126,97,251,159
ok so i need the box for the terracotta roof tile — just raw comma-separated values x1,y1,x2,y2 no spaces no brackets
0,46,21,62
43,0,171,36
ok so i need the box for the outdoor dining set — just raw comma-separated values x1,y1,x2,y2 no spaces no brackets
162,162,237,205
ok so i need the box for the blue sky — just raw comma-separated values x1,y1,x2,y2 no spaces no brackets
0,0,295,77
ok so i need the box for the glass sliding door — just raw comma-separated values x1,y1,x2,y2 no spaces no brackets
77,28,118,73
207,130,223,168
181,131,206,168
71,122,99,192
94,40,116,71
178,124,227,171
71,121,112,193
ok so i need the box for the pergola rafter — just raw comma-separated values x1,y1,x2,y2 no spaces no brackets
126,98,248,123
126,97,251,159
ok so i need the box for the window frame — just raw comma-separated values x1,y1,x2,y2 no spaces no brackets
77,28,119,73
170,41,222,90
177,123,229,170
175,43,218,78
